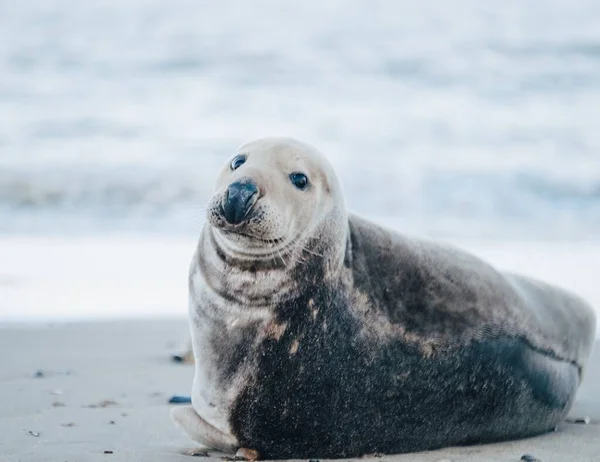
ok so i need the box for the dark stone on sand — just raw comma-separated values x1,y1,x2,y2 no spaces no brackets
566,416,590,424
521,455,541,462
172,354,185,363
169,395,192,404
34,370,44,378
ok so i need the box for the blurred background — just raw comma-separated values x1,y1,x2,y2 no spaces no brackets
1,0,599,322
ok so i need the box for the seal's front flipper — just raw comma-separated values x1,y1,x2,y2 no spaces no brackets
170,406,239,453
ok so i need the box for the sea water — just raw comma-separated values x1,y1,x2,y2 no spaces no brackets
1,0,599,239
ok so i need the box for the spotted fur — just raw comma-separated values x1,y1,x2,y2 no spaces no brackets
173,138,596,459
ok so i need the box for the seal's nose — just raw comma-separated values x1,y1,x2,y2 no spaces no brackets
222,180,259,225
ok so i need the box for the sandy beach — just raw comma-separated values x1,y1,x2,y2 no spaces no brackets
0,318,598,462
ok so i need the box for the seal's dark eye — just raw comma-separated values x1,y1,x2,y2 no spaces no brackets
289,172,309,190
230,155,247,171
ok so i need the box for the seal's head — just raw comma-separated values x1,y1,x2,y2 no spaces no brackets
206,138,347,270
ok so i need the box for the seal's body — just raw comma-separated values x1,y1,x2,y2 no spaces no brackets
172,138,596,459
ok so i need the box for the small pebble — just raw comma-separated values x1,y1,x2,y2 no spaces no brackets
521,455,541,462
567,416,590,424
85,399,117,408
52,401,66,407
236,448,260,461
109,420,116,425
104,450,113,454
28,431,40,437
34,370,44,378
172,354,185,363
169,395,192,404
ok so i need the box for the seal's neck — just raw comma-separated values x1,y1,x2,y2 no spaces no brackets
195,227,299,308
195,223,347,310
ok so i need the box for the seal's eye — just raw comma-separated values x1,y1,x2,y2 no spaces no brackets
230,155,247,171
289,172,309,190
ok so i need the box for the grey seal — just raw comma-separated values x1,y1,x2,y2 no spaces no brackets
171,137,596,459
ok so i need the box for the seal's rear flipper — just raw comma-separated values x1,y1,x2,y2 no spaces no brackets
520,344,580,411
170,406,239,453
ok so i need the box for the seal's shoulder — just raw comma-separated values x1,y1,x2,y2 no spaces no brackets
345,213,596,368
346,213,509,336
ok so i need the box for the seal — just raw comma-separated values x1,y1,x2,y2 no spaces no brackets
171,137,597,459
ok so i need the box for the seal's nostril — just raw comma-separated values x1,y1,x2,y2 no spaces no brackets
223,180,259,224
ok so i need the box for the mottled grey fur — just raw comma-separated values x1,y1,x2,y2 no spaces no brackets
172,138,596,459
346,212,595,369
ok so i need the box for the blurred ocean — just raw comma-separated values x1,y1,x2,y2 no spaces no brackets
1,0,600,238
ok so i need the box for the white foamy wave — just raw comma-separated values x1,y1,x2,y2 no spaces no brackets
2,163,600,238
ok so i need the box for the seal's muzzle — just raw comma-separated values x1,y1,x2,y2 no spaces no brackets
222,179,259,225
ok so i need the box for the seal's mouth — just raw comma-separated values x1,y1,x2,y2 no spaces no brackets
220,228,284,245
208,205,284,245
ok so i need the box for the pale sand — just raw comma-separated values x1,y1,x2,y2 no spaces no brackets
0,319,598,462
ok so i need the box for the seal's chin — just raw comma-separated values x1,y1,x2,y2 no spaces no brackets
211,227,290,262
